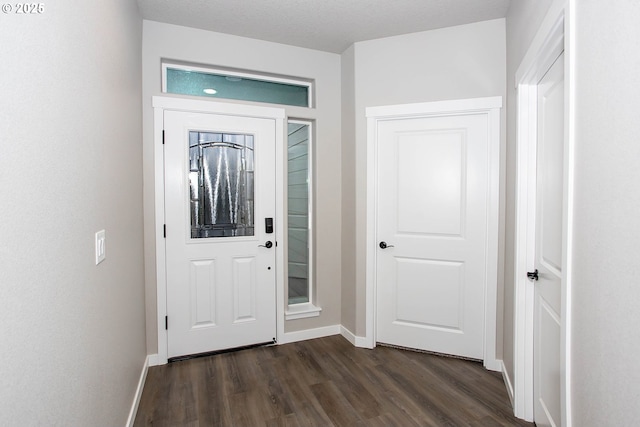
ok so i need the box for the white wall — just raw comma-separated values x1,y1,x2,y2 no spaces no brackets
343,19,507,337
503,0,554,390
571,2,640,424
0,1,146,425
142,21,342,351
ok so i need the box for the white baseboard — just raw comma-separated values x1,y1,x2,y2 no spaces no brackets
126,355,151,427
501,360,515,408
484,355,502,372
279,324,341,344
340,325,357,345
339,326,371,348
147,353,159,367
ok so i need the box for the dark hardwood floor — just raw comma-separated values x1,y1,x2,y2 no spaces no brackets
134,335,533,426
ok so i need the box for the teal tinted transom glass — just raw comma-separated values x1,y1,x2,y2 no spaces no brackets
165,67,310,107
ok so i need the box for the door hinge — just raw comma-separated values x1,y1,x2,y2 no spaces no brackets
165,316,168,330
162,130,165,145
163,224,166,238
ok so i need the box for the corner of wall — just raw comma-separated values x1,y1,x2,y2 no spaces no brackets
340,44,358,333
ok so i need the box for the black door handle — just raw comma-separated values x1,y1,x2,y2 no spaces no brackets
379,241,395,249
527,269,539,281
259,241,273,249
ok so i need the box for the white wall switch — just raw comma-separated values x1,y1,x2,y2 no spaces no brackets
95,230,106,265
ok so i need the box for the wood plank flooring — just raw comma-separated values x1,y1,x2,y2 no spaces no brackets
134,335,533,426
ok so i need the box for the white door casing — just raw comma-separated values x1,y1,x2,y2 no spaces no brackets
513,2,572,424
533,52,564,426
153,97,285,364
366,97,502,370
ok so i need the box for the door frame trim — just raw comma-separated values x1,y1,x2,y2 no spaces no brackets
152,96,286,365
365,97,503,371
513,1,573,424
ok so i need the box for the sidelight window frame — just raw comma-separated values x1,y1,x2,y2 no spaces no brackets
285,119,320,319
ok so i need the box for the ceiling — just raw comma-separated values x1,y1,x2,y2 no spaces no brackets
136,0,511,54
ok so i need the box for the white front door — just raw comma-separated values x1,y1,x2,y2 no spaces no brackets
533,52,564,426
375,112,491,360
164,110,277,359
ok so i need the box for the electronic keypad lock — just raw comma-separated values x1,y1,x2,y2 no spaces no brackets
265,217,274,234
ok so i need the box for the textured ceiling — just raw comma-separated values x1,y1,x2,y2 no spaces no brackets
136,0,511,53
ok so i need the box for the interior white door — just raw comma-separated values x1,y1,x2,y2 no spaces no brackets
533,52,564,427
375,113,490,360
164,110,277,359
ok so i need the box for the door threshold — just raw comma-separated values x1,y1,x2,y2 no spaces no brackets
168,339,276,363
377,342,482,363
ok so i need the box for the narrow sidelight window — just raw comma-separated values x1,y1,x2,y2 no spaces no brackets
287,121,312,304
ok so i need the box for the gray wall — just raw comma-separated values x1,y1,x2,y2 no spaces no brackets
341,45,357,333
0,1,146,425
342,19,507,338
572,2,640,424
503,0,554,389
142,21,342,347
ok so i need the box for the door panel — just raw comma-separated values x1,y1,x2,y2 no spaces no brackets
376,114,489,360
394,258,463,329
189,259,217,327
232,256,257,322
534,52,564,427
396,131,464,236
165,111,276,359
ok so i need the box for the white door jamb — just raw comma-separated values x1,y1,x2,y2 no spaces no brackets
512,1,573,424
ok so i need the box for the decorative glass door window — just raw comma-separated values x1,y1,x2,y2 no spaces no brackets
189,131,254,238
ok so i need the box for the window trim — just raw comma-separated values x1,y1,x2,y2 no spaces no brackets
162,61,314,108
285,119,320,320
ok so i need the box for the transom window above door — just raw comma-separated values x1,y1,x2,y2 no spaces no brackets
162,61,313,108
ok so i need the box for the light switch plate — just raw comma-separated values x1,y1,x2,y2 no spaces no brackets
95,230,106,265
